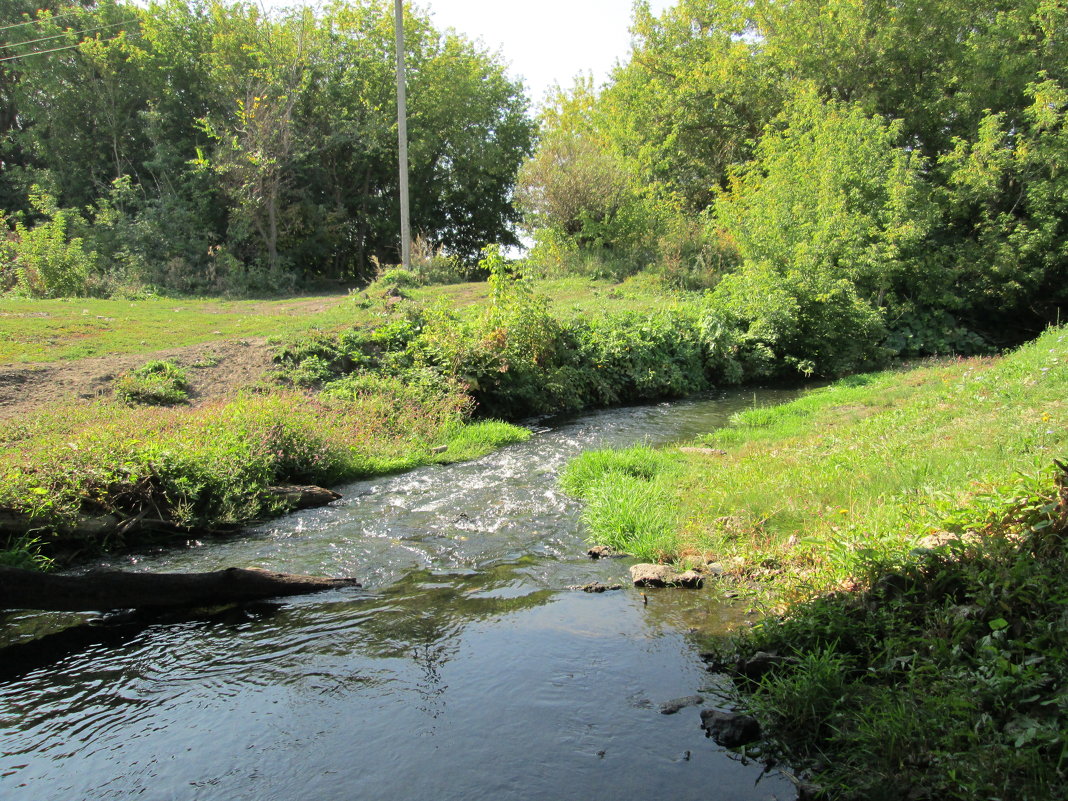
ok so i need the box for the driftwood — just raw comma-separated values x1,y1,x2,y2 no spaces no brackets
0,485,341,541
0,566,360,611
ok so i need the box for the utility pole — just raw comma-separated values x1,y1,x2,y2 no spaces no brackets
394,0,411,268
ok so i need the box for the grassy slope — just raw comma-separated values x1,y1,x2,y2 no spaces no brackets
564,329,1067,590
562,327,1068,799
0,277,661,365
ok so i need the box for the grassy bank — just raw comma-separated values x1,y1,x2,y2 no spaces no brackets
0,276,663,366
0,385,529,568
563,328,1067,588
561,327,1068,799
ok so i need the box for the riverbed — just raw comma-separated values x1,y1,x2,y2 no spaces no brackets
1,389,803,801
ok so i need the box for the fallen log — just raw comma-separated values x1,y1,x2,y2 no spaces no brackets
0,566,360,612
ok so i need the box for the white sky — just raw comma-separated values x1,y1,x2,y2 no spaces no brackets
415,0,674,109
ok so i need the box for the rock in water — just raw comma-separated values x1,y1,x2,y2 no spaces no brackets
700,709,761,748
567,582,623,593
267,485,341,510
629,564,704,588
587,545,625,559
659,695,704,715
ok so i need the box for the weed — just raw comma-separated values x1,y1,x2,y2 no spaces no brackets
114,360,190,405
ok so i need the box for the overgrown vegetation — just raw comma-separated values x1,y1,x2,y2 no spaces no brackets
274,248,720,419
0,0,534,296
0,387,529,561
519,0,1066,376
712,465,1068,799
114,359,190,405
560,327,1068,798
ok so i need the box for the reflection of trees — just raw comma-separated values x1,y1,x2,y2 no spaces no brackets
352,560,555,660
326,560,556,718
0,561,554,696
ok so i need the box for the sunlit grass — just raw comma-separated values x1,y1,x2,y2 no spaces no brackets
0,277,680,366
563,327,1068,595
0,387,530,556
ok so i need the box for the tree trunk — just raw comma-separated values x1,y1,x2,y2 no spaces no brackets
0,566,359,612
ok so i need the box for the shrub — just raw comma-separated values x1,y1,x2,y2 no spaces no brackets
701,263,888,380
114,360,191,406
4,187,99,298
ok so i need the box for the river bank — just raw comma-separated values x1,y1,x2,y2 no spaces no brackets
0,269,734,567
561,326,1068,799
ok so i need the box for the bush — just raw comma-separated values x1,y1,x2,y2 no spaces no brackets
3,187,99,298
114,360,191,406
701,263,889,380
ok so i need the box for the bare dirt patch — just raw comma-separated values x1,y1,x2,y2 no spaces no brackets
0,339,276,418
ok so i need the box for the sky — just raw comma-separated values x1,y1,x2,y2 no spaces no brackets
407,0,673,109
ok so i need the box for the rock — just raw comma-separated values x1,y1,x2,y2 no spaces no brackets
568,582,623,593
700,709,761,748
587,545,626,559
674,570,704,588
630,564,675,586
678,447,727,456
660,695,704,715
267,485,341,510
699,650,791,681
736,651,790,681
629,564,704,588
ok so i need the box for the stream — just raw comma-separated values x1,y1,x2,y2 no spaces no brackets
1,388,805,801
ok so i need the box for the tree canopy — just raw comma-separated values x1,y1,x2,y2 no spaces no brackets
519,0,1068,368
0,0,536,295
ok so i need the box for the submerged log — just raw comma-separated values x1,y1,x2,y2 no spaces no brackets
0,566,360,612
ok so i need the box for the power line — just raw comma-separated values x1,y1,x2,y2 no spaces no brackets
0,35,125,63
0,20,132,51
0,10,85,34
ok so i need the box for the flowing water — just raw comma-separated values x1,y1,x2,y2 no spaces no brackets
1,388,806,801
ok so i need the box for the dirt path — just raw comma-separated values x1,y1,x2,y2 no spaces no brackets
0,339,276,418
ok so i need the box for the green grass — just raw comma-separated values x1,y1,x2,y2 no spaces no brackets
582,474,680,562
434,419,532,462
114,359,191,405
0,294,357,364
563,328,1068,592
0,277,676,366
559,446,681,560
